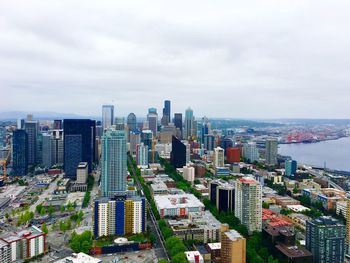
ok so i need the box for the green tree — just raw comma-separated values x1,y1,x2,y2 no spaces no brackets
41,223,48,234
69,231,93,254
48,205,55,215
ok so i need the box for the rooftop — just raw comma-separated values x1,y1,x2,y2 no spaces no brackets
207,242,221,250
276,244,312,258
154,194,204,209
55,252,102,263
224,229,244,241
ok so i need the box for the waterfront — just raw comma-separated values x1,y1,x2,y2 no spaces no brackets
279,136,350,172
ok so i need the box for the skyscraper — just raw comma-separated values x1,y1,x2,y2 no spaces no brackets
101,129,127,197
170,136,186,168
53,120,62,130
102,105,114,131
201,116,209,143
24,120,38,165
52,129,64,165
285,159,297,176
12,130,28,176
235,177,262,234
184,107,194,140
136,143,148,167
161,100,171,126
127,113,137,132
42,133,53,168
129,130,141,155
204,134,215,151
306,216,345,263
63,119,96,179
174,113,183,138
265,138,278,165
147,108,158,136
243,142,259,163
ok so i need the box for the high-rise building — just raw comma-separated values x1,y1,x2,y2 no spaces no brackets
171,136,186,168
63,119,95,179
136,143,148,167
201,116,209,144
36,132,43,165
221,228,246,263
127,113,137,132
101,129,127,197
265,138,278,165
24,120,38,165
226,148,240,163
93,196,146,238
53,120,62,130
129,130,141,155
161,100,171,126
17,118,25,130
52,130,64,165
204,134,215,151
214,147,225,168
147,108,158,136
182,165,195,184
285,160,297,176
235,177,262,234
346,195,350,254
12,130,28,176
209,180,235,213
42,133,53,168
306,216,345,263
174,113,183,139
141,130,153,149
184,107,194,140
102,105,114,131
160,124,176,144
76,162,88,184
243,142,259,163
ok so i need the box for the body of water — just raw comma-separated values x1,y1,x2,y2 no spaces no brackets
278,136,350,172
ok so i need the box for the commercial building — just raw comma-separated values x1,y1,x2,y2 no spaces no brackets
204,134,215,151
52,129,64,165
63,119,95,179
102,105,114,131
221,228,246,263
0,226,46,262
76,162,88,184
174,113,183,139
93,196,146,238
184,107,195,140
101,129,127,197
136,143,148,167
306,216,345,263
273,195,300,208
243,143,259,163
161,100,171,126
154,194,205,218
302,188,346,210
214,147,225,168
147,108,158,136
235,177,262,233
126,113,137,133
171,136,187,168
160,124,176,144
24,120,38,165
285,160,297,176
12,130,28,176
129,130,141,155
265,138,278,165
226,147,240,163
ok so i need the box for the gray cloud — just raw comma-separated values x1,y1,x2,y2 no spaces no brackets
1,0,350,119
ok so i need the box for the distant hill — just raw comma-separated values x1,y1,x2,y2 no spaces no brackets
0,111,99,121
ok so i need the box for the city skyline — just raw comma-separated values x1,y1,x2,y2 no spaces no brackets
2,1,350,118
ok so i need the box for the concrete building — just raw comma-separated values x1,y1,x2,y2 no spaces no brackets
302,188,346,210
101,129,127,197
93,196,146,238
154,194,205,218
76,162,88,184
214,147,225,168
185,251,204,263
265,138,278,165
306,216,345,263
182,165,195,184
160,124,176,144
147,108,158,137
235,177,262,233
209,180,235,213
221,228,246,263
129,130,141,155
0,239,10,263
136,143,148,167
226,147,240,163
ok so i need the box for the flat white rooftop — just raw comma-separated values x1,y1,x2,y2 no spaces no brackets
154,194,204,209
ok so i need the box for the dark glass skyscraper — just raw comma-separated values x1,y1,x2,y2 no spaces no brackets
170,136,186,168
161,100,171,126
24,121,38,165
174,113,183,138
127,113,137,131
63,119,96,179
12,130,28,176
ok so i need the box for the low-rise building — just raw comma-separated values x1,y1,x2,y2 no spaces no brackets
55,252,102,263
273,195,300,208
154,194,205,218
185,251,204,263
302,188,346,210
150,181,169,196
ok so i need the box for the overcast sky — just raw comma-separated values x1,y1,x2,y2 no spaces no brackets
1,0,350,119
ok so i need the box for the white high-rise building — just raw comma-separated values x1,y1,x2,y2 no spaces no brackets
101,128,127,197
136,143,148,167
182,165,195,184
102,105,114,131
235,177,262,234
265,138,278,165
243,142,259,163
214,147,225,168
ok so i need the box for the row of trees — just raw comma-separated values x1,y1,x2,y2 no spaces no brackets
70,231,93,254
